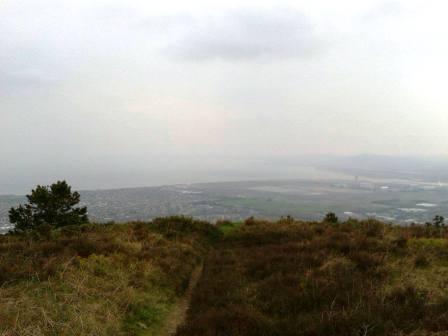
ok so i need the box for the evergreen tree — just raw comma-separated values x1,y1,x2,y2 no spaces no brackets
433,215,445,228
9,181,88,232
324,212,339,224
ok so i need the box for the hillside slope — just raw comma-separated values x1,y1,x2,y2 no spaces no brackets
1,217,448,335
0,217,220,336
178,219,448,336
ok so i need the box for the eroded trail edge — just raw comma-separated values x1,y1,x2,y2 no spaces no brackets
159,262,203,336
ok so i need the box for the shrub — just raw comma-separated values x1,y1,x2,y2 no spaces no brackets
151,216,222,243
414,254,430,268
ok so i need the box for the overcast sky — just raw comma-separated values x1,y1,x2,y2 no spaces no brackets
1,0,448,192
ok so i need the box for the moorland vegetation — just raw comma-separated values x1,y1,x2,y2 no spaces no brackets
178,217,448,336
2,182,448,335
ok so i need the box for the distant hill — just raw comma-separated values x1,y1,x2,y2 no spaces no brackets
304,154,448,182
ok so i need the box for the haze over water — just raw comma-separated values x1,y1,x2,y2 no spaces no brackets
1,1,448,193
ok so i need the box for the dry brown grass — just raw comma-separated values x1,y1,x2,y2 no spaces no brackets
0,217,220,335
177,219,448,336
2,217,448,335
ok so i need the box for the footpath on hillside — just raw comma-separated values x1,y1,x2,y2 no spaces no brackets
158,262,204,336
159,219,448,336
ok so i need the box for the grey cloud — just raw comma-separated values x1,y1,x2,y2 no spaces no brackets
0,47,62,92
0,12,70,93
363,1,403,21
138,14,195,33
1,69,56,88
161,8,320,61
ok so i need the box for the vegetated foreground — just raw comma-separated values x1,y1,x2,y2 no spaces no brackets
0,217,220,336
1,217,448,335
177,218,448,336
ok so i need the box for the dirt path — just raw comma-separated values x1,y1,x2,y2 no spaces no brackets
159,262,203,336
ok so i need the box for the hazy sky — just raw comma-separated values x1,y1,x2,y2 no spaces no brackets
1,0,448,192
